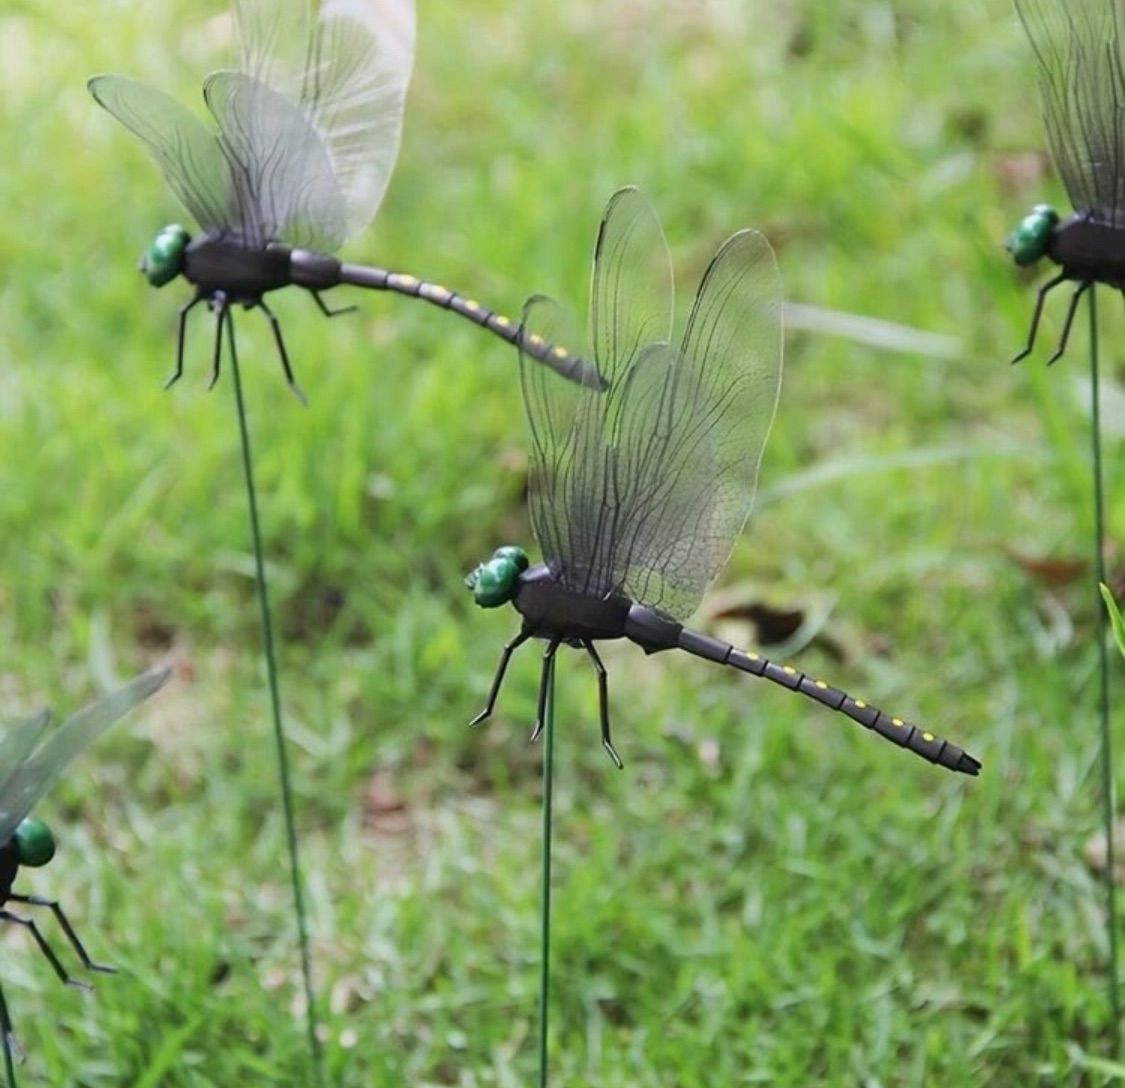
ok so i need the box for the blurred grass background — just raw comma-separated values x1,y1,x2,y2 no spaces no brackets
0,0,1123,1083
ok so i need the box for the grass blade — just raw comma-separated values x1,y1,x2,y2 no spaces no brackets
1101,584,1125,662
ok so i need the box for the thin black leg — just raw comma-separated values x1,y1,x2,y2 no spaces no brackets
207,293,228,391
529,641,560,746
1012,270,1067,364
310,290,356,318
582,640,623,769
8,895,113,975
257,298,308,405
1047,280,1091,365
167,293,206,389
470,629,531,727
0,910,90,991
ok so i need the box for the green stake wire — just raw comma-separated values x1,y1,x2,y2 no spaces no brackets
538,651,557,1088
1,982,16,1088
227,314,323,1085
1089,289,1121,1052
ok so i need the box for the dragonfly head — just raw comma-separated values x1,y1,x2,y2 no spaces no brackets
465,546,529,608
1005,204,1059,267
13,817,55,868
140,224,191,287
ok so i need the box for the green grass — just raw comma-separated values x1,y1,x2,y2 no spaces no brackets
0,0,1123,1083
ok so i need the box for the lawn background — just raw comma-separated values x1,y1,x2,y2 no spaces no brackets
1,0,1123,1084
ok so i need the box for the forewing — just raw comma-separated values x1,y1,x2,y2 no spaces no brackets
519,296,593,583
522,319,717,609
521,194,780,616
601,343,720,617
234,0,415,240
204,71,347,251
618,230,782,619
303,0,415,238
232,0,312,92
87,75,233,233
0,667,171,844
0,711,51,825
1015,0,1125,223
590,187,674,389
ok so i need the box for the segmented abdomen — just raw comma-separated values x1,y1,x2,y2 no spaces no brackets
675,627,980,775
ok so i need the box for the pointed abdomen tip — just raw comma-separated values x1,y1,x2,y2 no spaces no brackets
957,751,982,776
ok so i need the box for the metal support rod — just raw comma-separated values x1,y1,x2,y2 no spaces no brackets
227,314,324,1085
1089,288,1121,1052
537,650,557,1088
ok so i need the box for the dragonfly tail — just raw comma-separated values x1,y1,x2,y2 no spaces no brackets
675,626,981,776
336,263,604,388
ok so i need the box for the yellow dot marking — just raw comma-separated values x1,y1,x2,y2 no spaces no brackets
529,334,544,346
783,666,797,676
493,314,512,328
815,680,828,689
396,274,418,287
747,652,760,661
891,717,904,727
550,345,569,359
922,731,934,742
424,283,451,299
464,299,481,311
854,700,867,709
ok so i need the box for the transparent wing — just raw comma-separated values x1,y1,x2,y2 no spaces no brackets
301,0,415,237
520,295,594,584
520,207,782,620
0,711,52,812
87,75,234,234
204,71,347,251
1014,0,1125,224
232,0,311,91
603,343,727,618
0,667,171,844
522,334,721,614
635,229,783,615
590,187,674,388
518,186,673,598
234,0,415,239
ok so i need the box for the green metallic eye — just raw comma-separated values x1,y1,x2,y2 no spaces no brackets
465,550,524,608
140,224,190,287
491,545,529,572
1005,204,1059,267
14,818,56,868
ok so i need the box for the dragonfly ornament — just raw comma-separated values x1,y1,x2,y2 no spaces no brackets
88,0,599,399
1007,0,1125,364
0,667,170,1067
466,188,981,776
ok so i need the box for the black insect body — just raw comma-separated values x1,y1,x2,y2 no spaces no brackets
467,189,980,776
90,0,600,397
1008,0,1125,363
0,668,170,1067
